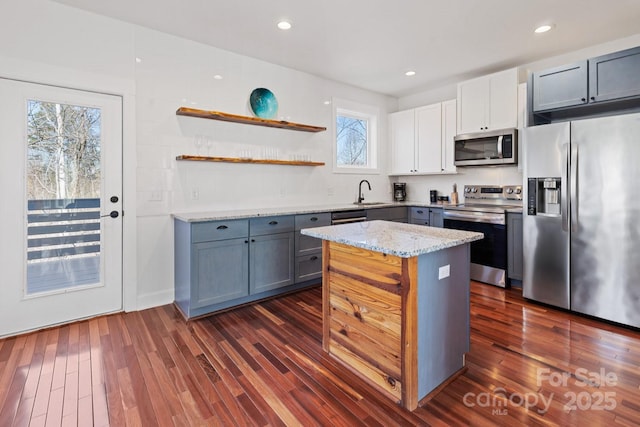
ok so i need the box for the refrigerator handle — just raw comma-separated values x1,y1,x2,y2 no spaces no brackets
561,143,569,232
570,145,578,232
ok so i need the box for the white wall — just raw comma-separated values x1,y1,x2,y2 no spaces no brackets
133,27,397,308
0,0,397,311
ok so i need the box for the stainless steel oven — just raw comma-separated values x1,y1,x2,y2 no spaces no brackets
443,185,522,287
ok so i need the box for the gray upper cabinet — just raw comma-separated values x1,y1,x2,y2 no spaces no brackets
589,46,640,103
530,45,640,122
532,61,588,112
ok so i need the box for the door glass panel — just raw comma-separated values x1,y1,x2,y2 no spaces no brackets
26,100,102,295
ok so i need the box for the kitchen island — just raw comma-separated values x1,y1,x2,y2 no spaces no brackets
301,220,483,410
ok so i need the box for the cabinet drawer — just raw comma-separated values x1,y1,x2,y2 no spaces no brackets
192,219,248,243
296,232,322,256
250,215,294,236
410,207,430,221
295,253,323,282
295,212,331,230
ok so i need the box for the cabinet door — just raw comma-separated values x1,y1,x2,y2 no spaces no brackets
457,77,488,134
441,99,457,173
488,68,518,130
192,238,249,308
389,109,416,174
532,61,588,111
415,104,442,173
507,213,523,280
429,209,444,228
250,232,295,294
588,46,640,103
409,207,430,225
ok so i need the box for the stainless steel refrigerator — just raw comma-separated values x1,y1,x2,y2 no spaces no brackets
523,112,640,328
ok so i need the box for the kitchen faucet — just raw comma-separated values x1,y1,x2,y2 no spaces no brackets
357,179,371,203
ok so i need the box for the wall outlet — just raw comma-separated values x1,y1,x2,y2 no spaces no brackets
191,188,199,200
438,264,450,280
327,187,335,196
149,191,163,201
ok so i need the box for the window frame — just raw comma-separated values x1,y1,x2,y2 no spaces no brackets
332,98,380,174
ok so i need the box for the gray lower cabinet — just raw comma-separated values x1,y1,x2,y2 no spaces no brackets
175,214,318,319
249,232,295,294
429,208,444,228
367,206,408,222
507,212,523,281
409,207,430,225
295,212,330,282
192,238,249,308
409,206,443,227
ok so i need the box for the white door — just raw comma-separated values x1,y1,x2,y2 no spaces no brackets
0,78,123,337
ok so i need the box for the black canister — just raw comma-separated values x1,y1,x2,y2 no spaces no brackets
430,190,437,203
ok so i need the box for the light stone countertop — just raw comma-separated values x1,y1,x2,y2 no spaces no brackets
173,201,447,222
300,220,484,258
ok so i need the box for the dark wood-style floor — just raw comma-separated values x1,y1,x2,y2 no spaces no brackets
1,282,640,426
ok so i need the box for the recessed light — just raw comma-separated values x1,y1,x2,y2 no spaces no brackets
405,70,416,77
277,20,292,30
213,74,223,80
534,24,553,33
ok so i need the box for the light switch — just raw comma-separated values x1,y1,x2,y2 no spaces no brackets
438,264,450,280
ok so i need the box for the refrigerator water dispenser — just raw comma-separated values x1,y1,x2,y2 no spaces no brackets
527,178,561,216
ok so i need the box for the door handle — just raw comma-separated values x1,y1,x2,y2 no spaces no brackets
101,211,119,218
561,143,569,232
570,145,578,232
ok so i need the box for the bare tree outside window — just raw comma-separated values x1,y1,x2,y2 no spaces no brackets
336,114,368,166
27,100,101,200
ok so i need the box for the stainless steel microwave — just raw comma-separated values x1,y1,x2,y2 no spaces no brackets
454,128,518,166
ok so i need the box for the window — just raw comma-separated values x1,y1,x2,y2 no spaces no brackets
333,98,379,173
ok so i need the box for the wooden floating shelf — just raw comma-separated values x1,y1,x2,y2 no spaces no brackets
176,155,325,166
176,107,327,133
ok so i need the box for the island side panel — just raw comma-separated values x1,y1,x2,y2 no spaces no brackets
416,243,471,399
401,256,419,411
322,240,330,353
325,241,404,402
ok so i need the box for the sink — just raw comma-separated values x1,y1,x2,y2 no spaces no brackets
353,202,386,206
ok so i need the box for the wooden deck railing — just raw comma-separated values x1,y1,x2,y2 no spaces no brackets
27,198,101,262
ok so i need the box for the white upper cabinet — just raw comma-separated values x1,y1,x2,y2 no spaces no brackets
389,100,457,176
457,68,518,134
389,109,416,174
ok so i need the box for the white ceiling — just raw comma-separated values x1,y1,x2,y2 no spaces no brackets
54,0,640,97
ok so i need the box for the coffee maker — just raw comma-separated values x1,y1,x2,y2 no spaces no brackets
393,182,406,201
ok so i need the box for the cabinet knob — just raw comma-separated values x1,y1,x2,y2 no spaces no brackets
251,239,255,243
310,256,318,261
417,210,424,214
590,96,596,101
310,217,318,222
581,98,586,102
268,221,278,225
244,240,249,244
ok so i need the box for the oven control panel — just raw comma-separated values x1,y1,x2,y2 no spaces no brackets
464,185,522,201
